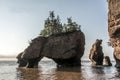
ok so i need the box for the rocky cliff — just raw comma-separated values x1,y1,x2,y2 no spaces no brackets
108,0,120,67
17,31,85,68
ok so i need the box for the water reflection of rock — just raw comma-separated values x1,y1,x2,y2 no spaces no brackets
16,67,86,80
56,66,81,72
16,68,40,80
114,68,120,78
54,71,85,80
16,62,119,80
91,66,105,74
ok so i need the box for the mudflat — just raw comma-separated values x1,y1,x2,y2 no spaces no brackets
0,60,120,80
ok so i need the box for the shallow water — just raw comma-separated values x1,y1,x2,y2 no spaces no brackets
0,60,120,80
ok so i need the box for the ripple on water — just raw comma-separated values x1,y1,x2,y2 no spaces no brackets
0,61,120,80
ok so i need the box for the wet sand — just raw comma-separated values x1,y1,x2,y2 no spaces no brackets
0,60,119,80
16,61,120,80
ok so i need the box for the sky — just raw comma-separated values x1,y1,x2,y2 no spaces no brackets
0,0,114,60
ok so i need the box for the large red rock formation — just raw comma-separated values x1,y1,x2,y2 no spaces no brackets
108,0,120,67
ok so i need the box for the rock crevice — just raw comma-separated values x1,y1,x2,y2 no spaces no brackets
108,0,120,67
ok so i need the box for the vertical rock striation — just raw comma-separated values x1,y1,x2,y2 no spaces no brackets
108,0,120,67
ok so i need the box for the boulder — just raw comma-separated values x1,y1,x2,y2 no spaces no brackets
104,56,112,66
108,0,120,67
17,30,85,68
89,39,104,65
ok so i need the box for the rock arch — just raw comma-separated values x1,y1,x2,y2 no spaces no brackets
17,31,85,68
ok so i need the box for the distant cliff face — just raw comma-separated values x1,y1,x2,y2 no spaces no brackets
17,31,85,68
108,0,120,67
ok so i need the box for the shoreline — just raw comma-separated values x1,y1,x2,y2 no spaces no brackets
0,58,115,62
0,58,17,61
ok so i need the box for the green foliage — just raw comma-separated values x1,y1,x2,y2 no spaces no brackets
64,17,81,32
40,11,81,37
40,29,48,37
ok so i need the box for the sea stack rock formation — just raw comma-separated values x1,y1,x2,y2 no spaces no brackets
89,39,104,65
108,0,120,68
104,56,112,66
17,11,85,68
42,31,85,66
17,31,85,68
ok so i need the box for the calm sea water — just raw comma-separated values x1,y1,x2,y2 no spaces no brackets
0,60,120,80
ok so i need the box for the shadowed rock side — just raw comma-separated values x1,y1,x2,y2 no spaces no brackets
43,31,85,66
108,0,120,68
104,56,112,66
17,31,85,68
17,37,46,68
89,39,104,65
16,52,27,67
23,37,46,59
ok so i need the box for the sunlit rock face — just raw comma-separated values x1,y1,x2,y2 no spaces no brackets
17,31,85,68
108,0,120,67
89,39,104,65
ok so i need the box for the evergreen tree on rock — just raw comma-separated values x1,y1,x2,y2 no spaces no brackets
40,11,81,37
